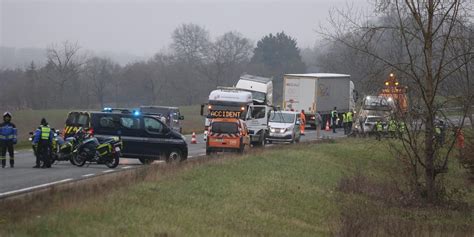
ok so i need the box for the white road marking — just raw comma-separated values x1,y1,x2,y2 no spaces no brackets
82,173,95,177
121,166,132,169
0,178,73,198
103,170,115,173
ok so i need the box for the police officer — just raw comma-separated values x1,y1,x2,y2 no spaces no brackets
0,112,17,168
32,118,53,168
331,107,338,133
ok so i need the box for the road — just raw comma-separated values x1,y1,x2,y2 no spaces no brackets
0,128,346,198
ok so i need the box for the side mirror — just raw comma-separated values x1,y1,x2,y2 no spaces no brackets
162,126,170,134
179,115,184,120
296,120,301,125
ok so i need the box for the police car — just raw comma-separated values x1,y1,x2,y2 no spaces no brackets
64,108,188,164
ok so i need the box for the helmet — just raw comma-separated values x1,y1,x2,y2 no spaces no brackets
40,118,48,126
3,112,11,122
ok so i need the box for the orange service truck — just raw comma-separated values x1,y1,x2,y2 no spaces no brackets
206,117,250,155
379,72,408,113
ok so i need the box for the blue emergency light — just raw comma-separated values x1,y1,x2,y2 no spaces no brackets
133,110,140,116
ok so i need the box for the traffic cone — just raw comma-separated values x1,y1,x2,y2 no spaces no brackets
191,132,197,144
325,120,330,131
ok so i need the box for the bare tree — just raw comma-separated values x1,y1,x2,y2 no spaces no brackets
208,31,253,86
84,57,116,108
322,1,473,202
45,41,84,107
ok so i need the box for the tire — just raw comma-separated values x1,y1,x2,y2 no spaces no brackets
206,148,212,156
290,133,296,144
166,149,185,163
139,158,153,165
73,152,87,167
254,134,265,147
238,143,245,154
105,153,120,168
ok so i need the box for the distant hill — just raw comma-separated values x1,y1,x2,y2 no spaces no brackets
0,46,146,69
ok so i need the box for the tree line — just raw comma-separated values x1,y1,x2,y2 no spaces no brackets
0,25,306,111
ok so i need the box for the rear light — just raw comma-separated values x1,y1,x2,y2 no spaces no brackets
88,128,94,136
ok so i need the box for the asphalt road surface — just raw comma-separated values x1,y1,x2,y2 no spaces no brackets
0,128,346,198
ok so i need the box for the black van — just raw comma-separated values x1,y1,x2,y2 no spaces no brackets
64,110,188,164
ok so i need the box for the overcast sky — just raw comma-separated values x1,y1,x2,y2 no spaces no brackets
1,0,372,57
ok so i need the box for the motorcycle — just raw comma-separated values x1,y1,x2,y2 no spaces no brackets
29,128,71,165
71,128,122,168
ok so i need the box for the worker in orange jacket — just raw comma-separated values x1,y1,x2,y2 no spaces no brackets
300,110,306,135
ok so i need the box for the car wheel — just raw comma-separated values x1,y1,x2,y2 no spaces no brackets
166,149,185,163
139,158,153,165
290,134,295,144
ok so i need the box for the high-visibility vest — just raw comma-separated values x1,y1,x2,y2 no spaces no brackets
41,126,51,140
342,113,348,123
388,120,397,132
399,122,406,133
376,122,383,131
347,112,353,122
435,127,441,135
331,110,337,119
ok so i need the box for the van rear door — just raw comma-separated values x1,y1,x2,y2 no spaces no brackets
64,112,90,137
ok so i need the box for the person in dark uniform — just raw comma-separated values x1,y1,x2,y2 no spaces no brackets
0,112,17,168
32,118,53,168
331,107,338,133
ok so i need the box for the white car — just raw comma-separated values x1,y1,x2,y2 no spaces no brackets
266,111,301,143
355,115,385,134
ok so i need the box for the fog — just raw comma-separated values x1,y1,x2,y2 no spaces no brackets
1,0,371,59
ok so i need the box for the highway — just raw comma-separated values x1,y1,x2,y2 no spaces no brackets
0,128,346,199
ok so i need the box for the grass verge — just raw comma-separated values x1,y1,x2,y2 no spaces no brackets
0,139,472,236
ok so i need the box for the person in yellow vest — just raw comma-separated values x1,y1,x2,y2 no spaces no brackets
388,119,397,138
32,118,54,168
342,113,348,135
300,110,306,135
398,121,406,139
346,111,353,134
375,119,383,141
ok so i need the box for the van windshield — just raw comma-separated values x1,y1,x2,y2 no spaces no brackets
211,122,239,134
269,112,295,123
66,113,89,126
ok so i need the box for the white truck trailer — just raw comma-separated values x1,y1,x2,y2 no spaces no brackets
283,73,356,128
